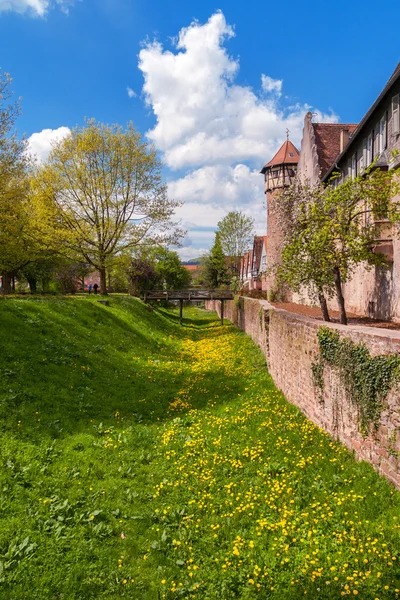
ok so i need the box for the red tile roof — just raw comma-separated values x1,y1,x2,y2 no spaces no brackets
261,140,300,172
312,123,358,178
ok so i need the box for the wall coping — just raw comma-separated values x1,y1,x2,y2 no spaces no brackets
237,296,400,346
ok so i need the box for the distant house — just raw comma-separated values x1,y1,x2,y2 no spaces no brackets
183,264,200,273
239,236,267,290
240,250,253,289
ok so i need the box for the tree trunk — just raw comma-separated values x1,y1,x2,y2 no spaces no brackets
318,291,331,322
1,272,12,295
27,276,37,294
334,267,347,325
100,266,107,296
11,276,15,293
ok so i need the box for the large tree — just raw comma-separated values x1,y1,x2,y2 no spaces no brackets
33,120,184,294
217,210,255,274
277,165,400,324
0,70,32,294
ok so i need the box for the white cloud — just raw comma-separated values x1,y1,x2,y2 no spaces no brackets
261,74,282,97
177,246,208,261
27,126,71,162
170,164,266,254
127,86,136,98
138,11,337,171
0,0,74,16
168,164,262,208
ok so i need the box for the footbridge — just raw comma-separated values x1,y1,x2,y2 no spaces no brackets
143,289,234,325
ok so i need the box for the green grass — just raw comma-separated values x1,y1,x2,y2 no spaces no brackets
0,295,399,599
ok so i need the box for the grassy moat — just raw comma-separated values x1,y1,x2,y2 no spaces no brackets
0,296,399,599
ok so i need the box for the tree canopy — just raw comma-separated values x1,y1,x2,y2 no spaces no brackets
32,120,184,294
217,210,255,273
203,232,229,289
129,247,191,295
0,70,35,293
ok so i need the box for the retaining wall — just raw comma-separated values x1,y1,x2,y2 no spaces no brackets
206,297,400,488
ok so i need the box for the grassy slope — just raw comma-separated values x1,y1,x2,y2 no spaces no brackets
0,296,399,600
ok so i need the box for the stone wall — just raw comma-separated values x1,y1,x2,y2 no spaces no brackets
206,297,400,488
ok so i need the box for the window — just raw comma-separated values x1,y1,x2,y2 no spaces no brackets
288,152,294,157
378,114,387,153
393,94,400,135
351,154,357,179
272,170,280,179
361,138,367,171
366,133,372,165
373,126,380,158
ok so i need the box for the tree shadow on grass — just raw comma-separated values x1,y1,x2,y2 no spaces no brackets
0,296,251,446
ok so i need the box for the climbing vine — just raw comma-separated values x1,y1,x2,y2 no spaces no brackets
234,295,243,310
312,327,400,434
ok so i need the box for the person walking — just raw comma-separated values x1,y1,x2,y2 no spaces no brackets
93,283,99,295
88,283,93,295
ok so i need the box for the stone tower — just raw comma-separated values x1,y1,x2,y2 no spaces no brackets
260,137,300,295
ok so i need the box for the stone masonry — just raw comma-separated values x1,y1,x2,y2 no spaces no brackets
205,297,400,489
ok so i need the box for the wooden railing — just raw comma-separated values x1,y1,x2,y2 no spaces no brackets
142,289,234,324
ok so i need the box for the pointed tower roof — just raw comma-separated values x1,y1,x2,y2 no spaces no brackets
260,140,300,174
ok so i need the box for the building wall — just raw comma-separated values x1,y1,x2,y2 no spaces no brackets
327,77,400,321
206,297,400,489
293,81,400,321
262,189,287,294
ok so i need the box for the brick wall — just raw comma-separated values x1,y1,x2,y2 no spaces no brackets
206,297,400,488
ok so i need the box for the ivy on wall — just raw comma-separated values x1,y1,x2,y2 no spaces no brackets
234,295,243,310
312,327,400,434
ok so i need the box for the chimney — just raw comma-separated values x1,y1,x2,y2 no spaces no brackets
340,129,349,153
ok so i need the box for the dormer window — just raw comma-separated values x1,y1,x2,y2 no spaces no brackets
288,152,294,157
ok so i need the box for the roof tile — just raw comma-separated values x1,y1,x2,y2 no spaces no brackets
312,123,358,178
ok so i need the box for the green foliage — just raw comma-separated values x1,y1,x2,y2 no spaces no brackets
32,119,184,294
277,165,400,323
312,326,400,432
203,232,229,288
0,298,399,598
267,285,285,302
128,247,192,296
0,70,36,289
152,247,192,290
230,275,240,293
217,211,255,274
234,294,243,309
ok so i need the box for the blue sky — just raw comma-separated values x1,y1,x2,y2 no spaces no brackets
1,0,399,259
